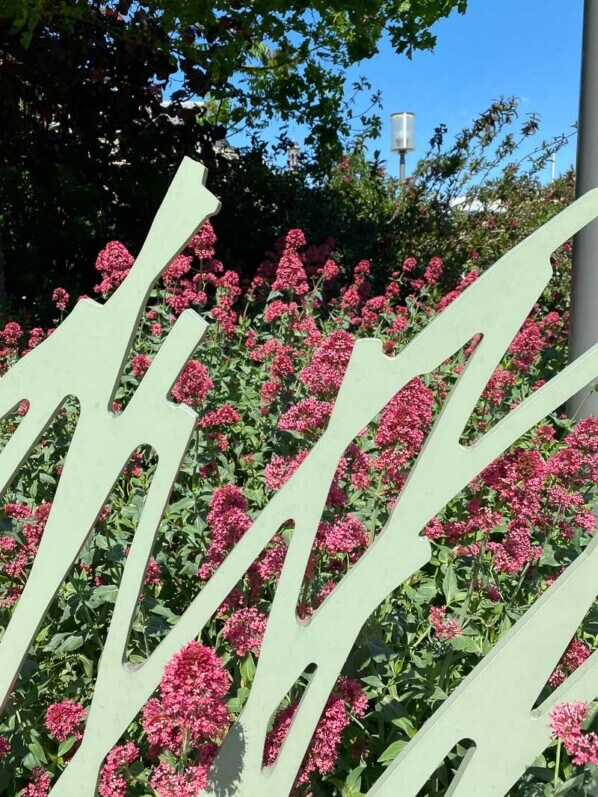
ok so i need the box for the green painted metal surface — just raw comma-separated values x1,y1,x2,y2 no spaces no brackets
0,158,594,795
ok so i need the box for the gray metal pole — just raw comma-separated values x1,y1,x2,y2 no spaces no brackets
400,152,406,182
568,0,598,419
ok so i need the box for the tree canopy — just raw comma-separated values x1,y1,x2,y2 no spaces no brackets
0,0,468,308
3,0,469,159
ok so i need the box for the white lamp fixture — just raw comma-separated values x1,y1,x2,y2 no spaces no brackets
390,111,415,181
287,142,301,171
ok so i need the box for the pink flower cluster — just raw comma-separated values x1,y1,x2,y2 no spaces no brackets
98,743,139,797
223,607,268,657
211,270,242,337
141,641,230,753
319,258,340,282
192,220,218,260
94,241,134,295
272,229,309,296
250,338,295,397
131,353,151,378
171,360,213,409
253,536,289,584
21,767,51,797
299,330,354,397
340,260,371,317
264,677,368,791
198,404,240,428
429,605,462,639
1,321,23,347
469,422,598,578
374,377,434,485
0,502,53,599
198,485,252,580
424,256,444,285
508,318,544,371
45,699,86,741
488,519,542,575
149,750,216,797
316,515,369,558
278,397,332,434
548,638,592,687
264,451,309,491
0,736,10,758
163,253,192,284
549,701,598,766
264,299,299,323
160,222,243,335
144,557,162,587
375,377,434,451
51,287,70,311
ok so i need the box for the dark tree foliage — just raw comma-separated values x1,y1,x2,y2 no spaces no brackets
0,0,469,314
0,4,225,309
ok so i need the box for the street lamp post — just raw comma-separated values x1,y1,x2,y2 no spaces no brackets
287,142,301,172
390,112,415,182
568,0,598,419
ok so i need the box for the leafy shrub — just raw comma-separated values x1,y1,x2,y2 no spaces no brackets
0,217,594,795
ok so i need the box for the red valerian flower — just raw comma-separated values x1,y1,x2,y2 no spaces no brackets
51,287,70,311
98,743,139,797
223,607,268,657
548,638,592,687
549,702,598,766
45,699,86,741
21,767,51,797
141,641,230,753
94,241,134,295
424,256,444,284
264,677,368,790
429,605,462,639
171,360,213,408
272,229,309,296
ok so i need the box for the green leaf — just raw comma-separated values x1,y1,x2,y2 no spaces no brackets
451,634,483,654
78,654,94,680
87,585,119,608
378,738,407,763
342,765,366,795
240,653,256,684
361,675,385,689
58,736,77,758
442,566,458,605
55,634,84,653
413,579,437,601
167,496,195,515
27,738,47,765
540,542,558,567
556,774,586,795
391,716,417,737
366,639,394,663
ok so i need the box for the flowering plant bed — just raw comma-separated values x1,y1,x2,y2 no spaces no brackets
0,220,595,796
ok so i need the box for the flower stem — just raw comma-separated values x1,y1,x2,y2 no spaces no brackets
554,738,562,789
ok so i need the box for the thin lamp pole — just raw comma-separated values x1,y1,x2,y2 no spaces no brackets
568,0,598,419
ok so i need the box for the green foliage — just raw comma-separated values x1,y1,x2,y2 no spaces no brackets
210,98,576,303
0,0,470,316
2,0,469,158
0,209,594,793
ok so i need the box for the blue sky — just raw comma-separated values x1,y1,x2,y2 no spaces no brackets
230,0,584,182
362,0,583,182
